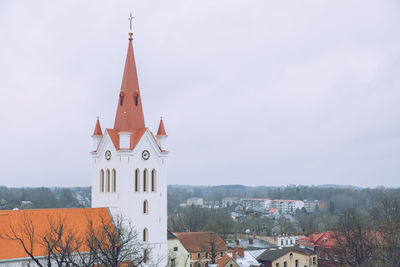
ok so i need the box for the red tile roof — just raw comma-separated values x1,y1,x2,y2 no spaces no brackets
297,231,337,248
217,254,233,267
174,232,227,252
113,36,145,132
0,208,112,261
93,118,103,136
106,128,146,150
156,117,167,136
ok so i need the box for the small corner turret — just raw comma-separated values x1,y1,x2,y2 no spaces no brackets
92,117,103,151
156,117,167,151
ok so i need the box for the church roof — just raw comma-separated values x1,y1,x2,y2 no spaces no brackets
157,117,167,136
93,117,103,136
106,128,147,150
113,34,145,131
0,208,112,261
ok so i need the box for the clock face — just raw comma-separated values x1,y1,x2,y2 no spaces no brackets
105,150,111,160
142,150,150,160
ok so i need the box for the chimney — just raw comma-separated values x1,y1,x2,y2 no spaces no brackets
235,247,244,258
232,251,237,261
118,132,131,149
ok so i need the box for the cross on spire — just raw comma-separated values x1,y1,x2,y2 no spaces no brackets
128,13,134,31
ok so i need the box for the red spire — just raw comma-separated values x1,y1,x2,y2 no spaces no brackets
157,117,167,136
93,117,103,136
113,34,145,131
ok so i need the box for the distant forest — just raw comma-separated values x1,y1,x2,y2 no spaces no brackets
1,184,400,216
0,186,91,210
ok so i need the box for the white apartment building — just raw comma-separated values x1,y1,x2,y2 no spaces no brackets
271,200,304,214
242,198,271,211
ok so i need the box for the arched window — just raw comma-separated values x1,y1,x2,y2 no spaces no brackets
135,169,140,192
151,169,156,192
144,248,149,263
100,169,104,193
106,169,110,192
143,200,148,214
143,228,148,242
143,169,148,192
112,169,116,192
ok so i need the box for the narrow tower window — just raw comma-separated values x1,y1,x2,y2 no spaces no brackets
135,169,140,192
143,169,148,192
143,228,148,242
112,169,116,192
100,169,104,193
151,169,156,192
106,169,110,192
143,200,148,214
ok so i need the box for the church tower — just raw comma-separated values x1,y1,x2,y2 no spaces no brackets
90,27,168,266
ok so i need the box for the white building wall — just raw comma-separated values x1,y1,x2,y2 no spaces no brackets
92,130,168,266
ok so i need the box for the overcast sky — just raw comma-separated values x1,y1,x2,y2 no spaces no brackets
0,1,399,188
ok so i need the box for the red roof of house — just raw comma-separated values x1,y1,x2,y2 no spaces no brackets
157,117,167,136
0,208,112,261
113,35,145,132
217,254,234,267
297,231,337,248
174,232,227,252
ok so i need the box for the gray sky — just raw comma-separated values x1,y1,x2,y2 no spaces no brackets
0,1,399,188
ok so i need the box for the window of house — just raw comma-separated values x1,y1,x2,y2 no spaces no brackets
112,169,116,192
171,258,175,266
151,169,156,192
106,169,110,192
276,263,279,267
173,247,178,251
143,228,148,242
100,169,104,192
284,261,287,267
135,169,140,192
143,169,148,192
318,251,321,259
313,257,316,264
143,200,148,214
197,252,201,259
220,252,224,257
281,240,284,245
205,252,208,258
325,253,329,260
196,263,201,267
295,259,298,267
334,254,338,262
205,263,209,267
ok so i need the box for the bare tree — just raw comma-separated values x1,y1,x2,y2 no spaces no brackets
332,209,376,267
371,195,400,266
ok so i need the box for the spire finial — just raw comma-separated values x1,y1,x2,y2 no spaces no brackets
128,13,134,38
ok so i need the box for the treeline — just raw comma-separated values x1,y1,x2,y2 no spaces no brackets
168,184,400,214
0,186,91,210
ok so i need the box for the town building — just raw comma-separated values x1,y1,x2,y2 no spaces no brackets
168,231,190,267
242,198,271,211
256,246,317,267
222,197,241,208
174,232,228,267
277,235,299,247
187,197,205,206
227,247,262,267
271,200,304,214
